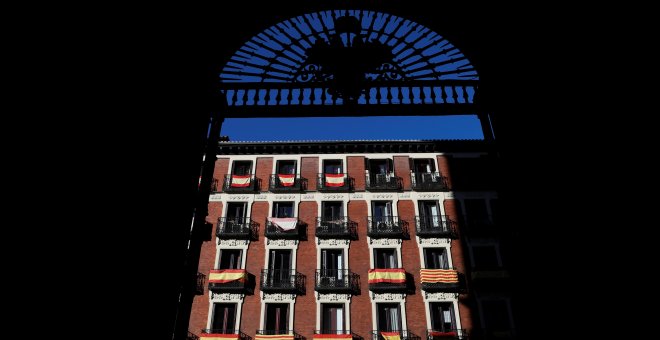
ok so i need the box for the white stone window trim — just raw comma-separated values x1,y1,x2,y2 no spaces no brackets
370,293,408,331
421,297,463,333
207,293,245,332
315,298,352,333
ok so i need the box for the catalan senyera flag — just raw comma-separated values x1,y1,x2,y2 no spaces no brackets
255,334,294,340
368,268,406,284
200,334,240,340
381,332,401,340
324,173,345,187
209,269,247,283
313,334,353,340
231,175,251,187
278,174,295,186
420,269,458,283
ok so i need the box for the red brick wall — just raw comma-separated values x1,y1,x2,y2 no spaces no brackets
214,158,230,192
189,201,224,334
256,157,273,191
301,157,319,191
444,199,472,332
347,200,372,335
436,155,452,189
347,156,365,191
397,200,426,336
394,156,411,190
242,201,270,336
294,201,318,339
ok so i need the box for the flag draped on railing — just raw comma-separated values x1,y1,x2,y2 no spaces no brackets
255,335,294,340
381,332,401,340
268,217,298,231
368,269,406,284
420,269,458,283
231,175,251,187
324,173,344,186
312,335,352,340
208,269,247,283
278,174,295,186
200,334,240,340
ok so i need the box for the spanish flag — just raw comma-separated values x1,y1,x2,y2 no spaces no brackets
255,334,294,340
428,331,457,338
200,334,240,340
313,334,352,340
381,332,401,340
368,269,406,284
278,174,295,186
209,269,247,283
324,173,344,187
231,175,251,187
420,269,458,283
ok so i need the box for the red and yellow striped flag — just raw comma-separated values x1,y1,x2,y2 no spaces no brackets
209,269,247,283
381,332,401,340
200,334,240,340
313,334,352,340
278,174,295,186
324,173,345,187
255,335,294,340
231,175,251,187
420,269,458,283
368,269,406,283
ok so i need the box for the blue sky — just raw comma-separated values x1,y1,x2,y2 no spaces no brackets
221,116,483,141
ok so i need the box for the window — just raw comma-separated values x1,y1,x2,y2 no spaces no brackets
268,249,292,285
225,202,247,232
276,160,297,174
323,160,343,174
369,159,393,175
321,303,345,333
212,303,236,333
411,158,436,173
424,248,448,269
218,249,242,269
322,201,343,220
372,201,393,229
320,249,344,283
272,202,294,218
464,199,490,227
429,302,456,333
471,245,500,269
232,161,252,175
376,303,402,332
419,201,441,228
481,300,511,332
374,249,398,269
264,303,289,333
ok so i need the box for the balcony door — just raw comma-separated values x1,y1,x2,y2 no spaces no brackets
265,303,289,334
372,201,393,229
324,160,343,174
374,249,398,269
321,303,345,333
322,201,343,231
419,201,441,228
464,199,489,227
232,160,252,175
377,303,401,332
276,160,297,175
369,159,393,184
411,158,435,173
218,249,242,269
424,248,448,269
429,302,455,333
273,202,294,218
226,202,247,231
212,303,236,333
321,249,344,282
269,249,292,285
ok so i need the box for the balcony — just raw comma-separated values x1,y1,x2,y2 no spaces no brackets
260,269,305,294
316,216,357,239
315,269,359,293
415,216,457,238
217,217,257,240
201,330,250,340
410,172,449,191
426,329,468,340
367,217,408,238
368,268,407,292
220,174,260,193
317,173,353,192
269,174,307,192
372,330,421,340
195,272,206,295
265,217,304,239
256,330,304,340
208,269,249,293
420,268,463,292
313,330,357,339
366,173,402,191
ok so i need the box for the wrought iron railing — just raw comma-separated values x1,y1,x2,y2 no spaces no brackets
217,217,256,239
260,269,305,293
265,218,303,239
368,268,407,292
188,331,200,340
316,216,356,239
201,330,250,340
415,216,457,238
420,268,464,292
426,329,468,340
195,272,206,295
255,330,303,340
314,330,354,335
410,172,449,191
371,330,421,340
315,269,359,293
208,269,249,292
269,174,306,192
317,173,353,191
366,173,402,191
367,216,407,238
221,174,260,192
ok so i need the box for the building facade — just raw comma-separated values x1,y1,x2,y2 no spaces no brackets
188,140,514,340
